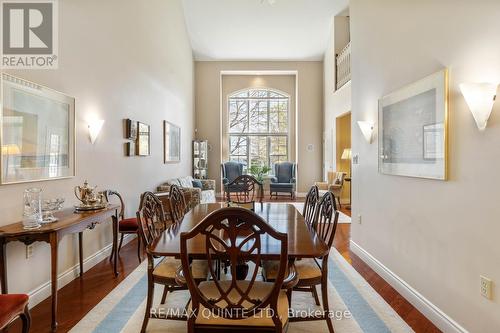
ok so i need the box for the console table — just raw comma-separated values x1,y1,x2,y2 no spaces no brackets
0,204,119,332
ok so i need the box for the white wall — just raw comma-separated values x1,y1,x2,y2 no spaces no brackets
350,0,500,332
195,61,324,193
323,12,351,180
2,0,194,305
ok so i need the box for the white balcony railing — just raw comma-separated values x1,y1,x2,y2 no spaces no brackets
336,41,351,90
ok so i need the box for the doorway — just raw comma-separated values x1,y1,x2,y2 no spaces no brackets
335,112,351,209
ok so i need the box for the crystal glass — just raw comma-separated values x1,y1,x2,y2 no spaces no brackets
23,188,43,229
42,198,65,223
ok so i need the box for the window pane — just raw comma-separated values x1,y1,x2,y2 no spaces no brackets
269,100,288,133
249,89,268,98
249,136,267,167
269,90,287,98
249,100,268,133
229,100,248,133
270,136,287,156
230,136,247,156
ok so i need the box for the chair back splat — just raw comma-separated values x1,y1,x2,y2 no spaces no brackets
169,184,187,224
314,191,339,248
225,174,263,204
303,185,320,227
180,207,288,326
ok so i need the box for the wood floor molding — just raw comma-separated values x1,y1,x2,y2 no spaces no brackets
350,240,468,333
27,234,135,308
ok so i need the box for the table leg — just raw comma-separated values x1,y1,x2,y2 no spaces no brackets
78,232,84,277
112,212,118,276
50,233,59,332
0,239,7,294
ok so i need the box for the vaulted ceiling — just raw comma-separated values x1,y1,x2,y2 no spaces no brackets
181,0,347,61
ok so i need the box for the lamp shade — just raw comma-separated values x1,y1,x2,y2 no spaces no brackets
460,83,498,131
1,144,21,155
88,119,104,144
357,121,374,143
341,148,352,160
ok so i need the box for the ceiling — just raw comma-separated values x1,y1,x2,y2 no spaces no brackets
181,0,347,61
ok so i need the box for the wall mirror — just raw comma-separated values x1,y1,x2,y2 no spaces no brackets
1,73,76,184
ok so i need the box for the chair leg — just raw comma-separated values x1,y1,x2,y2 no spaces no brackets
160,285,169,305
286,288,292,308
118,233,124,253
20,305,31,333
141,276,154,333
321,259,334,333
137,234,142,263
311,285,321,306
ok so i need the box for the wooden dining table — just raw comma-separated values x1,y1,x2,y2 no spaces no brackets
151,202,329,260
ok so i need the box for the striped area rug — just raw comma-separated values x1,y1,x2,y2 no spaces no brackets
70,249,412,333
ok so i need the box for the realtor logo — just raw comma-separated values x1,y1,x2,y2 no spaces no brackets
1,0,58,68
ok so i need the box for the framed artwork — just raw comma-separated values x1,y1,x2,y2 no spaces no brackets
164,121,180,163
378,69,448,180
125,119,137,140
1,73,76,184
125,142,135,156
137,122,150,156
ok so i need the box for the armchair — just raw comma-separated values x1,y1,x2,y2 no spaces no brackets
270,162,297,199
221,161,244,197
315,171,346,208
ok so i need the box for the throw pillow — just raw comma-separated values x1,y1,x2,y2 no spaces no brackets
192,179,203,189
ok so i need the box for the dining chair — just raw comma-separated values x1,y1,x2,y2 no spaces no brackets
177,207,298,333
169,184,187,224
0,294,31,333
105,190,142,263
303,185,320,227
262,192,339,333
225,174,263,205
137,192,209,333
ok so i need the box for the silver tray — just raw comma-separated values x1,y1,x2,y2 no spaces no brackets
74,203,108,211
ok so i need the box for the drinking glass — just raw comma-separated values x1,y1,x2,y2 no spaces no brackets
23,188,43,229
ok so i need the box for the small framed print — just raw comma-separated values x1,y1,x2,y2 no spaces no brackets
125,142,135,156
125,119,138,140
164,121,180,163
137,122,150,156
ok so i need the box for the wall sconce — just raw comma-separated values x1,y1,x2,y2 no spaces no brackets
357,121,375,143
88,119,104,144
459,83,498,131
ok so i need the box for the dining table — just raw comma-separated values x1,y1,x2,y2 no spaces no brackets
150,202,329,261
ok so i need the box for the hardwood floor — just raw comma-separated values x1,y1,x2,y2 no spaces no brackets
8,198,441,333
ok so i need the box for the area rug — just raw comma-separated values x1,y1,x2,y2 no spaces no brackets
290,203,351,224
71,248,412,333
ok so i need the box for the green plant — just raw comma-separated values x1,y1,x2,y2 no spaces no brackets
248,164,271,182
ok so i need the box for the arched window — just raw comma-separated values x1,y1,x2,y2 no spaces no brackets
228,88,289,168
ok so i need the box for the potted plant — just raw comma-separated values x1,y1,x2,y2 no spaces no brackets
248,164,271,183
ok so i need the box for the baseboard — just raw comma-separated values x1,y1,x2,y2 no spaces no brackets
350,240,468,333
27,234,136,308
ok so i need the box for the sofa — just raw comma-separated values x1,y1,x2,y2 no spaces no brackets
157,176,216,211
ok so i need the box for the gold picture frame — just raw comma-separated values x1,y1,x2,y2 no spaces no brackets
378,69,448,180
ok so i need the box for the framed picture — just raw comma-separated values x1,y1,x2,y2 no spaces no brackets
1,73,76,184
379,69,448,180
125,142,135,156
125,119,137,140
137,122,150,156
164,121,180,163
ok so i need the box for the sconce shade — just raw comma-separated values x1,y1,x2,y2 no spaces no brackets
357,121,374,143
88,119,104,144
459,83,498,131
341,148,352,160
1,144,21,155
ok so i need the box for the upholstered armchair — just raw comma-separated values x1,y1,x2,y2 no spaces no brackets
269,162,297,199
315,171,346,208
221,161,244,196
